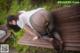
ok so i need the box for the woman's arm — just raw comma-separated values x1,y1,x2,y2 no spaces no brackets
23,26,41,40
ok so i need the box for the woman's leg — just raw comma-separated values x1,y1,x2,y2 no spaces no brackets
30,9,50,36
53,32,64,53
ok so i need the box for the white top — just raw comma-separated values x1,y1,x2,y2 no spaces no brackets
17,8,45,29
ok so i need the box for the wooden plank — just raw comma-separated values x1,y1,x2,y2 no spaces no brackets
18,5,80,51
53,4,80,51
64,43,80,47
56,14,80,20
0,25,11,43
62,39,80,42
18,32,53,48
64,46,80,51
53,5,80,19
0,32,11,43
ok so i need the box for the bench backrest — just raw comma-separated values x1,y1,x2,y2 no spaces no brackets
52,4,80,51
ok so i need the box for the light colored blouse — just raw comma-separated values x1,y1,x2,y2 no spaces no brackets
17,8,45,29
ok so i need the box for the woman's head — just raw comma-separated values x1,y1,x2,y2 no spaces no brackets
7,15,21,32
7,15,17,25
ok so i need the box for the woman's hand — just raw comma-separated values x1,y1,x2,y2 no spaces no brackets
23,27,40,40
32,36,38,40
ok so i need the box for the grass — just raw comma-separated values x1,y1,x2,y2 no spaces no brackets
0,0,80,53
4,0,57,53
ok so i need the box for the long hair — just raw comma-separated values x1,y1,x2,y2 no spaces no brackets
7,15,21,32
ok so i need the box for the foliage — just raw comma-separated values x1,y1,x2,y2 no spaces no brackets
0,0,80,53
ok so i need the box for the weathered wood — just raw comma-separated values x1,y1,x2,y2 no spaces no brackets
65,43,80,47
0,25,10,43
64,46,80,51
18,4,80,51
18,32,53,48
52,4,80,51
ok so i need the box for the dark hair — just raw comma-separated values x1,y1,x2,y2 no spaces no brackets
7,15,21,32
7,15,18,22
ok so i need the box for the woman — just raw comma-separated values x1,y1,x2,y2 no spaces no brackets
7,8,63,53
7,8,51,40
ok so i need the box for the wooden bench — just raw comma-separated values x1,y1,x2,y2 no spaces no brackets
18,32,53,48
51,4,80,51
18,4,80,51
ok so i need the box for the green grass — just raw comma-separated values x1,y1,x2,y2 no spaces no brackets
0,0,79,53
0,10,7,25
4,0,57,53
